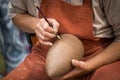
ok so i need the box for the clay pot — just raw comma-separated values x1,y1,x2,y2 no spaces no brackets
46,34,84,78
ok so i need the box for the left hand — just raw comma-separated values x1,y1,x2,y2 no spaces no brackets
59,59,93,80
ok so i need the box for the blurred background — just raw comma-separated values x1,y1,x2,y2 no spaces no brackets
0,0,31,79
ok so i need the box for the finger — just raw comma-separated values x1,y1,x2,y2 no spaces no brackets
35,22,55,39
44,26,56,34
43,31,56,39
35,22,46,36
39,40,53,46
62,60,85,79
36,28,55,39
72,59,85,69
40,19,55,34
36,30,50,41
62,69,80,79
48,18,59,33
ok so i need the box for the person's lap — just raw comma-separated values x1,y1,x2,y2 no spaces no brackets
3,42,120,80
89,60,120,80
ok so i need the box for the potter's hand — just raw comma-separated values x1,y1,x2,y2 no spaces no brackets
60,59,93,80
35,18,59,46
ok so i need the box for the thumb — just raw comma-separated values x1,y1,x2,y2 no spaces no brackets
72,59,85,69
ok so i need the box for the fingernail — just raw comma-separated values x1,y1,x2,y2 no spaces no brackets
39,40,43,44
72,59,75,63
72,59,77,63
49,43,53,46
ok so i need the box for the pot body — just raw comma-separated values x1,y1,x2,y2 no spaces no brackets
46,34,84,78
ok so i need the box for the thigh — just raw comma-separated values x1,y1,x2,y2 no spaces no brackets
3,43,52,80
90,61,120,80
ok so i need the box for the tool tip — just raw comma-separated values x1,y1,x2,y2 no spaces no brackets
57,35,61,40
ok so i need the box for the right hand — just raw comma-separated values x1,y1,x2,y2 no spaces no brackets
35,18,59,46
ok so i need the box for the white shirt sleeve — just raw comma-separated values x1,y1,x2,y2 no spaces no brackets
103,0,120,42
8,0,28,19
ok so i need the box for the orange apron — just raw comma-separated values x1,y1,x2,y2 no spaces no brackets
38,0,112,58
3,0,120,80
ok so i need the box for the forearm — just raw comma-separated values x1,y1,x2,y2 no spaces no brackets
12,13,40,33
87,41,120,70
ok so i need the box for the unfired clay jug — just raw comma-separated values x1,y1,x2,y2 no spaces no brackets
46,34,84,78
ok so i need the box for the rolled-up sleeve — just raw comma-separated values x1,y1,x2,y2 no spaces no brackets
9,0,27,19
103,0,120,42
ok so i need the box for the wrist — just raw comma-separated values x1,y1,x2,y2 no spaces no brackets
85,60,100,71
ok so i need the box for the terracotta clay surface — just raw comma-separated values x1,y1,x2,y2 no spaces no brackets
46,34,84,78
